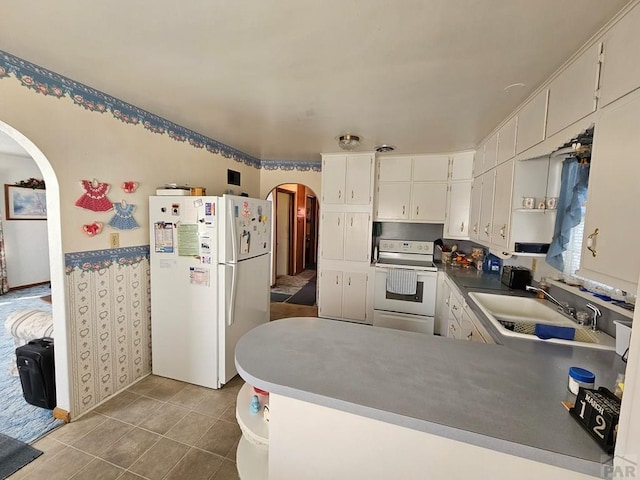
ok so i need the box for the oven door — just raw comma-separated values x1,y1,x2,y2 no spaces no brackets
374,268,437,316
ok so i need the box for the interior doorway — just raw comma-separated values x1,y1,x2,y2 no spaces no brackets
268,183,319,313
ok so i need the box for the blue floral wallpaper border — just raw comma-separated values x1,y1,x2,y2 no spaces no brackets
0,49,321,173
65,246,150,273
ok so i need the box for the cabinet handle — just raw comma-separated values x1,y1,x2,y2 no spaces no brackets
337,217,340,226
338,189,342,199
500,224,506,239
460,221,464,232
348,277,351,286
351,190,354,199
403,205,406,215
586,228,599,257
472,223,478,234
452,304,458,311
484,223,490,236
467,332,473,341
350,217,353,227
416,206,419,216
336,275,339,285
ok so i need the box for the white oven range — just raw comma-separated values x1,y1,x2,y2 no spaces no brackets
373,239,437,335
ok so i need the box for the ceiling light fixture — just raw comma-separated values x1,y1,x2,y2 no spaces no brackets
375,145,396,153
337,134,361,151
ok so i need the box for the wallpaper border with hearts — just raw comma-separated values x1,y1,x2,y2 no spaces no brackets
65,246,151,416
0,49,322,173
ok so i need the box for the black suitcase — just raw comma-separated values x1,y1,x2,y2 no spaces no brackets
16,337,56,409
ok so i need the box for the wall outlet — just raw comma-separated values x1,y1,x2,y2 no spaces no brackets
110,233,119,248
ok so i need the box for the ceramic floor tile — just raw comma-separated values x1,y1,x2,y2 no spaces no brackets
104,394,164,425
68,458,124,480
97,427,160,468
144,377,189,401
94,391,140,416
167,383,214,409
226,438,239,462
212,459,240,480
126,374,167,396
193,390,236,419
21,446,93,480
115,472,147,480
128,437,190,480
195,420,242,457
219,403,237,424
137,402,190,434
47,412,108,445
164,412,216,446
71,418,132,456
163,448,223,480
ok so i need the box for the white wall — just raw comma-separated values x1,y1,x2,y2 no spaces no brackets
0,152,49,287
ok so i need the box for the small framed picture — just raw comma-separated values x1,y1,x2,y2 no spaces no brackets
4,185,47,220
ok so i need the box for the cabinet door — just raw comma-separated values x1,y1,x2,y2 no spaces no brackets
320,211,345,260
473,144,485,178
546,43,599,137
321,155,347,204
410,183,447,222
479,170,495,243
378,156,412,182
318,270,343,318
376,183,411,220
413,155,450,182
497,116,517,164
469,178,482,241
434,273,450,336
342,272,368,321
450,152,474,181
491,159,515,249
599,4,640,107
346,154,373,205
445,181,472,239
516,89,549,154
344,212,370,262
483,134,498,173
579,90,640,291
459,310,485,343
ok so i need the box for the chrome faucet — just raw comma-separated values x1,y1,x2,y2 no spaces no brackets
586,303,601,332
525,285,576,319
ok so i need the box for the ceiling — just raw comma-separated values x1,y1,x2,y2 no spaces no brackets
0,0,630,162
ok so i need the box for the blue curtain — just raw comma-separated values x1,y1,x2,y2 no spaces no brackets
545,157,590,271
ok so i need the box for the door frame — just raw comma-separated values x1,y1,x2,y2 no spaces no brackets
275,188,295,276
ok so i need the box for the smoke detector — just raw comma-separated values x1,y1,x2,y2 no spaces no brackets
375,145,396,153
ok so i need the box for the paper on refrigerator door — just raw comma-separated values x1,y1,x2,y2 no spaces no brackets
189,267,210,286
154,222,174,253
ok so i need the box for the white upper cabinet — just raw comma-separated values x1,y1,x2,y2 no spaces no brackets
469,178,482,241
497,116,518,164
483,133,498,173
479,170,495,243
445,181,472,239
450,152,474,181
579,89,640,292
473,144,485,178
410,183,448,223
321,154,373,205
546,43,600,137
377,156,412,182
516,89,549,154
413,155,449,182
491,159,515,250
320,211,345,260
376,183,411,220
599,3,640,108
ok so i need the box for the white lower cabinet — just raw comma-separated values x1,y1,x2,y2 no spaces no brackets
318,270,368,322
236,383,269,479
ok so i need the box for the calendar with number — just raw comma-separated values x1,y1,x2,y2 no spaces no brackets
570,387,621,453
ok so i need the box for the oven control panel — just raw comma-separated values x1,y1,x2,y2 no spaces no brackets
378,240,434,255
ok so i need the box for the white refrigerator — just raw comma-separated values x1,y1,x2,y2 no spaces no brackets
149,194,271,388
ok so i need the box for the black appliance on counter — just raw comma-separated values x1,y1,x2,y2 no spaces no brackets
500,266,532,290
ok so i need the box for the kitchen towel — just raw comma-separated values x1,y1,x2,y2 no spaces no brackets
386,269,417,295
534,323,576,341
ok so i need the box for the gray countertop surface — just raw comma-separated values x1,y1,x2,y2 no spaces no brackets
235,268,627,478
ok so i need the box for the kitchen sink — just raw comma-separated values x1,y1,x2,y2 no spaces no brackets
468,292,616,350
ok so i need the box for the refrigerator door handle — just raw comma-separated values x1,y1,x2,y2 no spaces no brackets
226,198,238,264
227,263,237,326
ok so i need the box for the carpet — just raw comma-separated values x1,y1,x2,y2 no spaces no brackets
0,432,42,479
286,275,317,306
0,285,64,443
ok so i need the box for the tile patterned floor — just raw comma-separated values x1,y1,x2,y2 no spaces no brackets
9,375,244,480
9,303,319,480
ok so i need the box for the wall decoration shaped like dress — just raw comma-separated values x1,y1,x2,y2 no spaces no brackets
75,179,113,212
108,200,139,230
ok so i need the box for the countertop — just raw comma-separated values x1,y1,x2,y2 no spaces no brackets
235,268,627,478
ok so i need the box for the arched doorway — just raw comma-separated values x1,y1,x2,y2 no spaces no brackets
0,120,69,415
266,183,319,321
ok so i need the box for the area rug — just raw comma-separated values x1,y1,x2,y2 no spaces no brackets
270,292,292,303
0,432,42,479
286,275,317,306
0,285,64,443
